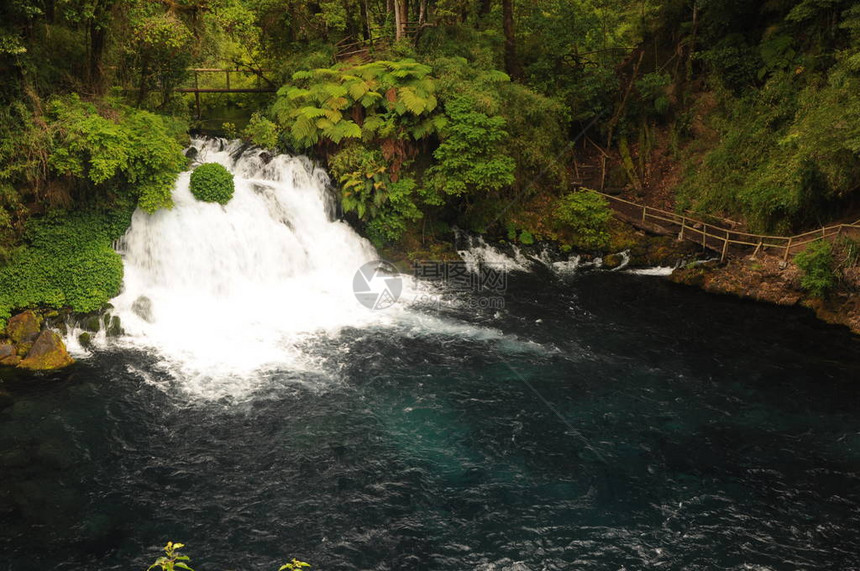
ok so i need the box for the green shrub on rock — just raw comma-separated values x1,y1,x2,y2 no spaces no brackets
519,230,535,245
795,240,837,298
189,163,234,205
554,190,612,249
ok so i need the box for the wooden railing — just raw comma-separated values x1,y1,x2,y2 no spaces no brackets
592,190,860,262
335,37,375,63
176,68,276,94
334,24,422,63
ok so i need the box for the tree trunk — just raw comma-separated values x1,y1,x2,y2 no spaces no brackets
361,0,370,40
418,0,427,25
502,0,522,80
88,21,106,91
394,0,402,40
394,0,407,40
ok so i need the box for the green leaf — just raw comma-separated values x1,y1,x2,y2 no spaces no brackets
298,106,326,119
398,87,427,115
324,83,348,98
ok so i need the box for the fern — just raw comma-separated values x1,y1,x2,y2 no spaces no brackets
298,106,326,118
324,84,348,98
359,92,383,107
346,80,369,100
286,87,311,100
399,87,428,115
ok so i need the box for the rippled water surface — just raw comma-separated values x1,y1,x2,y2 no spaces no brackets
1,271,858,570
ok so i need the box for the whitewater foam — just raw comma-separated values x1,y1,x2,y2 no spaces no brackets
85,138,530,400
98,139,419,395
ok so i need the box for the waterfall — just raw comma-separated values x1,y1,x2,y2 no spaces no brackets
107,138,401,392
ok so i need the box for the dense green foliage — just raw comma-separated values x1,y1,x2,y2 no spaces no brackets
255,54,565,243
0,95,187,220
0,95,184,322
553,191,612,249
795,240,838,298
0,207,132,328
677,2,860,233
190,163,235,205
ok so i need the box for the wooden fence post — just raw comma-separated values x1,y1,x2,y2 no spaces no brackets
721,229,729,262
783,236,792,262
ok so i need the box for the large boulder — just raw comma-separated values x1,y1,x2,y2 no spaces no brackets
6,311,41,344
0,344,15,361
0,343,20,367
18,330,74,371
82,315,101,333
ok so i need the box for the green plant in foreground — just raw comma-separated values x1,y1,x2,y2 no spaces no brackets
147,542,193,571
795,240,837,298
279,559,311,570
189,163,235,205
145,542,310,571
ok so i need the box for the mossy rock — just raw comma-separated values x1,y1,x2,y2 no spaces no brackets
78,332,92,348
106,316,123,337
670,267,708,288
190,163,235,205
603,253,625,269
6,311,42,344
18,330,74,370
82,316,101,333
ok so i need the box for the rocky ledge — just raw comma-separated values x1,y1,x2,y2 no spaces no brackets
670,253,860,335
0,310,74,371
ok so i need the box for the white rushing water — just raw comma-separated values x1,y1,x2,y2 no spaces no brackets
457,235,532,273
83,138,671,397
106,138,424,395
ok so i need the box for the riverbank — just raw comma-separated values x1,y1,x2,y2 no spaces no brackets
671,252,860,335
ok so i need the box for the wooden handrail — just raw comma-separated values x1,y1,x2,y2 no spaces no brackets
589,189,860,262
189,67,273,73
